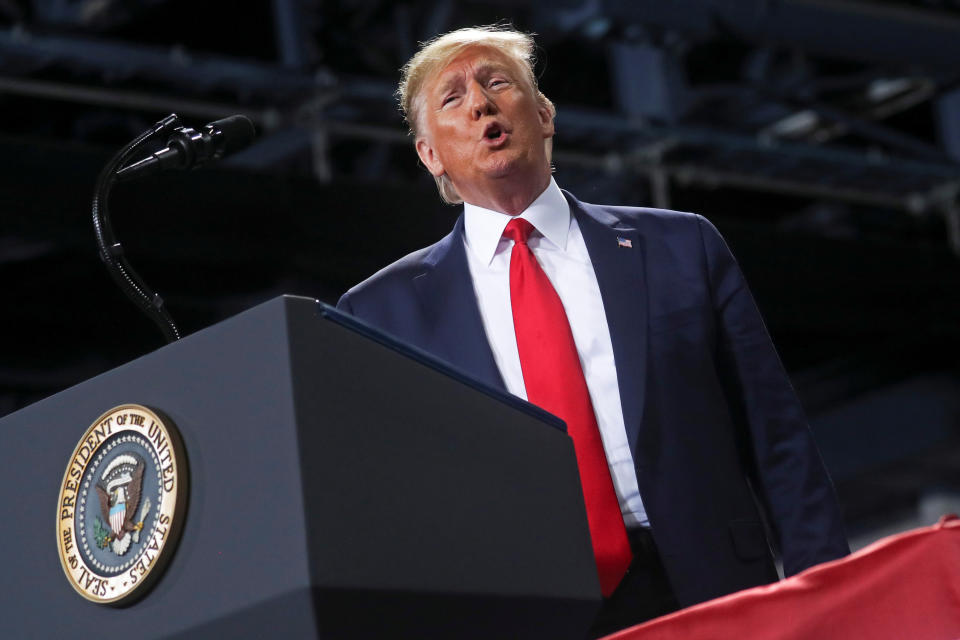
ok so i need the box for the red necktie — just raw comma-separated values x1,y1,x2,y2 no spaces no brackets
504,218,632,597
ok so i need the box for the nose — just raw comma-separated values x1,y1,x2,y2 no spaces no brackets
468,82,497,120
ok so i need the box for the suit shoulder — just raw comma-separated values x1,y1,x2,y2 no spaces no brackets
579,199,704,232
588,204,701,226
337,235,448,311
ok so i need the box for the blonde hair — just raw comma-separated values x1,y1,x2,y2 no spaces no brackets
398,25,556,204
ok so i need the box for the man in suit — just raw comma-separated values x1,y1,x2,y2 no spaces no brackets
337,25,849,635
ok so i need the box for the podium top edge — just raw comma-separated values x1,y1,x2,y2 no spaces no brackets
310,299,567,434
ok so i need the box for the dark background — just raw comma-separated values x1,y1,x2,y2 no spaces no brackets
1,0,959,547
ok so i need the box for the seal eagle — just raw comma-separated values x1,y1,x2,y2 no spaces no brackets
95,454,145,555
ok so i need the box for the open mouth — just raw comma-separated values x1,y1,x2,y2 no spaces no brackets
483,123,506,143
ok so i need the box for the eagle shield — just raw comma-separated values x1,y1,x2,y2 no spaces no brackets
95,453,146,555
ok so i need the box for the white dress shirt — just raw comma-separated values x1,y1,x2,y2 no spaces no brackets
462,178,649,528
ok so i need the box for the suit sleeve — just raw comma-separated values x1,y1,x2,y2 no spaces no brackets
696,214,850,576
336,291,354,314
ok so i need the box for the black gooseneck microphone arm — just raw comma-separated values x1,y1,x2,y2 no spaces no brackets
92,114,183,344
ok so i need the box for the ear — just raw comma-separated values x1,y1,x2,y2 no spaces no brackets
538,102,555,140
415,136,445,177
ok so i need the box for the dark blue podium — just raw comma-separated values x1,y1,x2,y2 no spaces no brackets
0,296,601,638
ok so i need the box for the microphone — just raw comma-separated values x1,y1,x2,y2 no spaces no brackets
116,115,256,180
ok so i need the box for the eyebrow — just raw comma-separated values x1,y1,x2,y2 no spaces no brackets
435,62,513,94
474,62,510,77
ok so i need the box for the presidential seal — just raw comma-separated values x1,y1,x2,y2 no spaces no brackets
56,404,187,604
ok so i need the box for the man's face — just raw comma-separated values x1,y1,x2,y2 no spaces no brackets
414,46,554,205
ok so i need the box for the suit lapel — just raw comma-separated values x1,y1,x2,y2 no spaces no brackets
412,214,506,392
567,193,649,451
408,197,650,441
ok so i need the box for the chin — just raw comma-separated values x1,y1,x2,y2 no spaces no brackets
481,154,527,180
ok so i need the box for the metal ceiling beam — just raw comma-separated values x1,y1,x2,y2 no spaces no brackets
272,0,313,69
938,88,960,162
1,23,955,223
1,69,954,209
0,75,276,121
602,0,960,71
553,106,959,180
0,28,335,99
608,42,689,122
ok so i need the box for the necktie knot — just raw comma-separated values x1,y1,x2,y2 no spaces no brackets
503,218,535,245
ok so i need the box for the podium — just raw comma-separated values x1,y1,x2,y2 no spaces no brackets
0,296,602,638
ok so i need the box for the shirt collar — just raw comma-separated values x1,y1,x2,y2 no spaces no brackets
463,177,571,266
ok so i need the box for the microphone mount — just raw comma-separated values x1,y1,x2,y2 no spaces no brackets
116,115,255,181
92,113,256,344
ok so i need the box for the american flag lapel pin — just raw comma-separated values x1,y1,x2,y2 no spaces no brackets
617,236,633,248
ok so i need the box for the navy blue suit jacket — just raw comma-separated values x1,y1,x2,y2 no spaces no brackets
337,191,849,606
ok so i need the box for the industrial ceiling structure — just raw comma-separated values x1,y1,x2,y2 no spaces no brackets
2,0,959,544
3,1,960,220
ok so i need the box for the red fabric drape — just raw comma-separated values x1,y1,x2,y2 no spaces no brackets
604,516,960,640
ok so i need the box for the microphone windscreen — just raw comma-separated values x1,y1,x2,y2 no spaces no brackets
210,115,256,154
